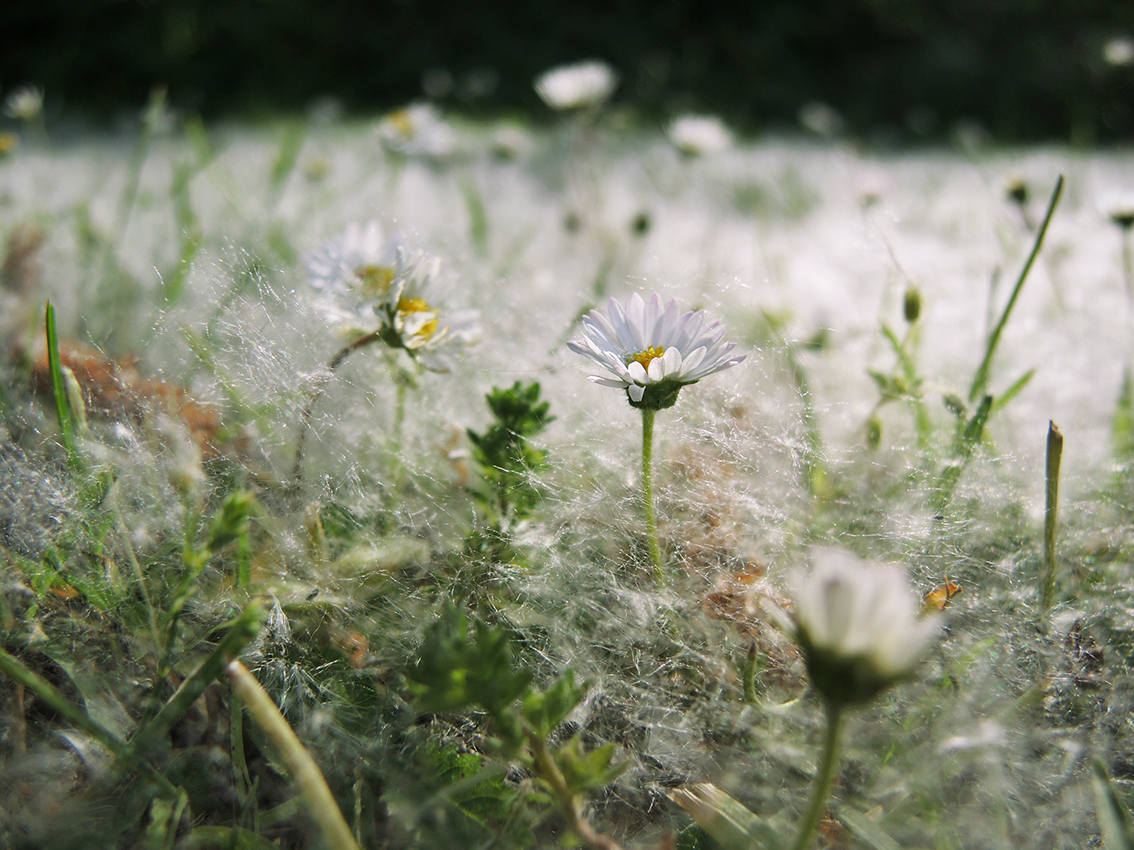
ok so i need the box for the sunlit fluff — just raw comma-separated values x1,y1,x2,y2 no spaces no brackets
790,547,940,708
376,102,456,159
668,115,733,156
534,60,618,111
568,292,743,408
305,223,479,370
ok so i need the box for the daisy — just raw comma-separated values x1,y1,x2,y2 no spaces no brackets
304,222,480,369
568,292,744,409
3,86,43,121
569,293,742,580
534,60,618,111
376,103,456,159
775,547,940,850
667,115,733,157
789,547,941,709
294,224,479,485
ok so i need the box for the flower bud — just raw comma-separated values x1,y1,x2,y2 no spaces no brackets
790,548,940,709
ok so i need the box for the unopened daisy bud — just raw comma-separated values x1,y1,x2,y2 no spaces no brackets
903,285,921,324
790,548,940,709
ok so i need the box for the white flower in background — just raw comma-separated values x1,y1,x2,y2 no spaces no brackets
1104,35,1134,68
568,292,744,409
305,222,479,370
789,547,941,708
668,115,733,156
376,102,456,159
306,221,399,329
534,60,618,111
798,101,845,137
4,86,43,121
376,249,480,371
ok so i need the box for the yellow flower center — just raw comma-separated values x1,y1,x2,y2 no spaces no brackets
388,109,416,138
356,265,396,296
398,297,438,339
627,346,665,370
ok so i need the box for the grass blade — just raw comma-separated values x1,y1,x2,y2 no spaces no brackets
969,174,1063,403
669,783,784,850
835,806,902,850
44,301,80,469
227,659,362,850
1094,760,1134,850
1041,420,1064,612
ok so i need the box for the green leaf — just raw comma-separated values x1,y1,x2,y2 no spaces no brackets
405,605,533,716
990,368,1036,415
1094,760,1134,850
552,736,627,796
669,783,784,850
835,806,902,850
522,669,588,737
44,301,80,470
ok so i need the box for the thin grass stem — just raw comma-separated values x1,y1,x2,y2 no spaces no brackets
969,174,1063,403
1041,420,1064,613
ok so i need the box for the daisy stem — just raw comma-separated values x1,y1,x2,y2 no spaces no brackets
641,408,664,582
788,703,844,850
391,369,410,487
292,330,382,488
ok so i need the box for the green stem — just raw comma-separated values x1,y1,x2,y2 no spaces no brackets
227,660,362,850
969,174,1063,403
124,603,264,772
641,408,664,582
524,725,625,850
788,704,845,850
291,330,382,487
1041,420,1064,613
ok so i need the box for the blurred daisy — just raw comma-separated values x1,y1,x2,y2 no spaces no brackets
3,86,43,121
789,547,940,709
306,221,399,329
376,103,456,159
304,222,479,370
1104,35,1134,68
568,292,744,409
668,115,733,156
375,250,481,372
534,60,618,111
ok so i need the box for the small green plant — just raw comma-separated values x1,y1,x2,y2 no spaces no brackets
466,380,554,532
405,604,630,850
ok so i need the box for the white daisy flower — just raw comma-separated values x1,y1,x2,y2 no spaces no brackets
534,60,618,111
568,292,744,409
667,114,733,156
376,102,456,159
789,547,941,708
376,250,481,372
304,223,479,371
3,86,43,121
305,221,399,329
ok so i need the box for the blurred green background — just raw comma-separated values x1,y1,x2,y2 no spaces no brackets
2,0,1133,144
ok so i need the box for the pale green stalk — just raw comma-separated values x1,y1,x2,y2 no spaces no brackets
227,660,362,850
641,408,664,582
1041,421,1064,613
788,704,845,850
